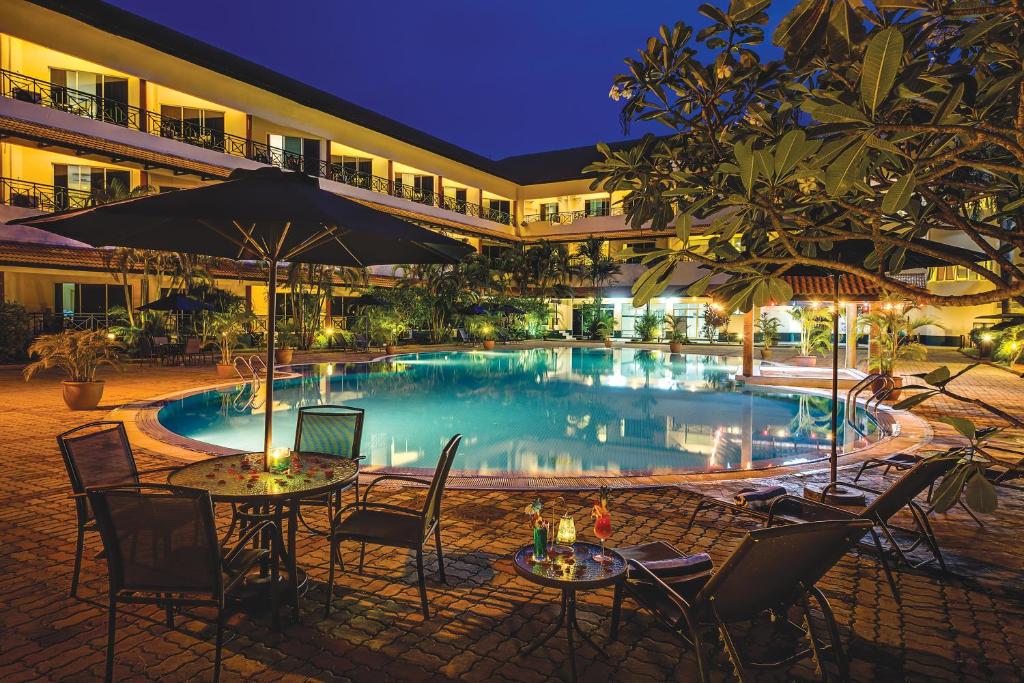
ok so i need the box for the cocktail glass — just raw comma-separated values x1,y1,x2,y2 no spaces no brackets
592,512,612,563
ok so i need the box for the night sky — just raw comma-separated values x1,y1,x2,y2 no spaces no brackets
107,0,792,160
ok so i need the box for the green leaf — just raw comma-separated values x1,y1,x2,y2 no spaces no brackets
631,258,676,307
860,27,904,115
773,130,807,178
881,170,916,213
964,471,997,513
675,213,693,243
938,415,977,441
734,141,756,196
687,273,715,297
804,102,870,124
825,138,867,195
931,464,969,513
754,149,774,182
1000,197,1024,213
931,82,964,124
922,366,950,385
892,390,938,410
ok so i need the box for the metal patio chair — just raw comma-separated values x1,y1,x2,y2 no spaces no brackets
610,519,872,683
325,434,462,618
57,421,178,598
294,405,365,536
88,484,280,683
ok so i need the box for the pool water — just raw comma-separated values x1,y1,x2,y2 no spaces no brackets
157,347,882,476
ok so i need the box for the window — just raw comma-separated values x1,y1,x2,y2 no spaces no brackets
487,199,511,222
332,156,372,187
482,244,509,261
53,283,131,315
540,202,559,221
50,68,129,125
159,105,225,150
585,198,610,217
622,241,656,264
929,261,995,282
444,187,468,213
53,165,130,209
268,135,320,175
413,175,435,202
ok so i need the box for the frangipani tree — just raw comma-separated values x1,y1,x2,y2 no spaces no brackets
588,0,1024,313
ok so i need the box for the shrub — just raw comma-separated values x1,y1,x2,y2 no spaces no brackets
0,302,33,363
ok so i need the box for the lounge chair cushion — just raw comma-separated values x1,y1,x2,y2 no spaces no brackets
617,541,714,582
734,485,788,510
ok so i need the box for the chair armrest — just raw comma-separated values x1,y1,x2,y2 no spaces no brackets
137,465,181,477
766,495,858,526
626,559,699,614
362,474,431,505
820,480,884,499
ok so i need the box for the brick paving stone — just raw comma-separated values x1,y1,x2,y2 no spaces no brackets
1,348,1023,681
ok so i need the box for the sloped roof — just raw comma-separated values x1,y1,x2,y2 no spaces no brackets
782,274,881,301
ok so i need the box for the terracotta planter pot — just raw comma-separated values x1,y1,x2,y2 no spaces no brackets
385,344,399,355
760,348,773,360
216,363,236,378
62,380,104,410
603,339,613,348
872,375,903,401
791,355,817,367
669,341,684,353
274,348,294,365
483,340,496,350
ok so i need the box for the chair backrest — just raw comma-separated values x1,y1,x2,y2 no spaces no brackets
184,337,200,353
865,455,957,521
294,405,364,459
88,484,222,597
421,435,462,535
695,519,872,622
57,422,139,519
139,336,154,357
152,336,169,346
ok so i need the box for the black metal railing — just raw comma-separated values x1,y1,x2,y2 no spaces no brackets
0,177,92,212
522,205,624,225
1,67,515,226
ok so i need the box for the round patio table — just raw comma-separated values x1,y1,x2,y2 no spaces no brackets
513,542,626,682
169,451,358,626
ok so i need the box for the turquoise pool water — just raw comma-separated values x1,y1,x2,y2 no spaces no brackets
157,347,882,475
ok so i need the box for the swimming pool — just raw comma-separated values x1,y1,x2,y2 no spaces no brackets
157,347,884,476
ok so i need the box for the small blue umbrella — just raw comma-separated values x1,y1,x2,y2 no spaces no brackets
138,292,213,312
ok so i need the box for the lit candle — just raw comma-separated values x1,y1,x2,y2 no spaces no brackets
556,513,577,547
267,447,291,474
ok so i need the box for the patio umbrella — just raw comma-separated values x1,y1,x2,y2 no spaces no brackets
345,293,391,308
137,292,213,312
496,303,526,315
14,167,472,458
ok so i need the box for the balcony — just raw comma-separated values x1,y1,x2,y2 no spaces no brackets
0,176,92,212
0,68,514,226
522,206,624,226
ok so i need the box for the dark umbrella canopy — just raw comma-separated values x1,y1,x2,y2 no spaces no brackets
14,167,472,459
458,303,490,316
345,293,391,308
13,167,473,266
137,293,213,313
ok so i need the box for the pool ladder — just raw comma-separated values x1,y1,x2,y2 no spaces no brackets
232,355,267,410
845,373,895,437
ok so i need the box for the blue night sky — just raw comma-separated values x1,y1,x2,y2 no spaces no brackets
107,0,793,160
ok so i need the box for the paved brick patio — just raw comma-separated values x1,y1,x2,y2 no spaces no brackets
1,346,1023,681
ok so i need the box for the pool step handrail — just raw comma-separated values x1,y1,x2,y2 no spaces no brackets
846,373,894,437
231,355,267,411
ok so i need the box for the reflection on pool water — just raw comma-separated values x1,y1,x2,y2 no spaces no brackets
157,347,883,476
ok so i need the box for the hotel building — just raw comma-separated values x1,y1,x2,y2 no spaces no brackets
0,0,1004,346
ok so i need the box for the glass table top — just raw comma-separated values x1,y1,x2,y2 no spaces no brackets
513,542,626,589
168,451,358,501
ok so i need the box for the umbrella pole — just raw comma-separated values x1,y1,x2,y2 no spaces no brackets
263,257,277,466
830,272,839,484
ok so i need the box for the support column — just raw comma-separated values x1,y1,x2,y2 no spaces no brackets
137,78,147,132
742,307,754,377
244,285,253,313
387,160,394,194
845,302,858,369
245,114,253,159
437,175,444,208
741,393,753,470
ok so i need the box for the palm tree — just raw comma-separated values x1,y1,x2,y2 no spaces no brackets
575,237,621,306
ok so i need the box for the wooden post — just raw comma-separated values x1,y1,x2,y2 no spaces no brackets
138,78,147,132
387,160,394,194
245,114,253,159
437,175,443,208
742,307,754,377
845,302,858,369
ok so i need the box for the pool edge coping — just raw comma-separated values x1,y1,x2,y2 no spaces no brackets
111,353,934,489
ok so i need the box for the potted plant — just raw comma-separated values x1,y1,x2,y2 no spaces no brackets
701,303,729,343
23,330,122,409
755,312,781,360
274,321,296,365
210,308,254,378
369,310,407,355
861,297,933,399
634,310,662,344
788,306,831,366
663,314,688,353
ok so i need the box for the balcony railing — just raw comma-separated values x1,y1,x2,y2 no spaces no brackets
0,176,92,212
522,206,624,225
1,67,515,226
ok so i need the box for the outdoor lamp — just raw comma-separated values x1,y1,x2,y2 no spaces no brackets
267,447,291,473
556,513,577,546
